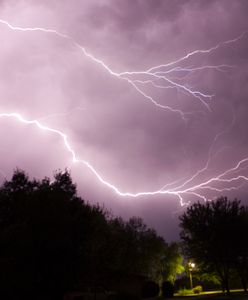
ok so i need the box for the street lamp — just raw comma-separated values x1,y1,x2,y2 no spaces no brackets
188,262,195,289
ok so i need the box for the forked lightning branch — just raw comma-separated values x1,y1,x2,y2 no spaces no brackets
0,19,247,205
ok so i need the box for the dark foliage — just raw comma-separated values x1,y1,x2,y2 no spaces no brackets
179,197,248,294
0,169,167,300
162,280,174,297
0,169,101,299
142,281,160,298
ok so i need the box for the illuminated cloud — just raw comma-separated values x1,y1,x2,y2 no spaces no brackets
0,0,248,239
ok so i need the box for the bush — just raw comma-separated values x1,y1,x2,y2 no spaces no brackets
177,286,202,296
162,281,174,297
142,281,160,298
192,285,203,294
177,289,193,296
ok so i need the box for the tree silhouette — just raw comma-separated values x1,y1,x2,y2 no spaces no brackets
105,216,167,280
179,197,247,294
0,169,107,299
0,169,171,299
234,206,248,292
160,242,184,284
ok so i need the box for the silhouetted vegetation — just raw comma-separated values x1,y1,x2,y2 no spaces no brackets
141,281,159,298
0,169,183,300
162,281,174,297
180,197,248,294
0,169,101,299
1,170,248,299
160,242,184,284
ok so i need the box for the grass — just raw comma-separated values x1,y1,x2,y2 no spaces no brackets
173,289,247,299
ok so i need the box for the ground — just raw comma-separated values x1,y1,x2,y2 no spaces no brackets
172,291,248,300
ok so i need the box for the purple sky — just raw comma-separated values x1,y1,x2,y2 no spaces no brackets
0,0,248,240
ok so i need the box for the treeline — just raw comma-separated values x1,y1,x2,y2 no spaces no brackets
0,170,183,300
1,169,247,299
180,197,248,294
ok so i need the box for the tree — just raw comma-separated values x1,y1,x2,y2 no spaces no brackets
125,217,166,278
106,216,167,279
233,206,248,292
0,169,107,299
0,169,171,299
160,242,184,284
179,197,246,294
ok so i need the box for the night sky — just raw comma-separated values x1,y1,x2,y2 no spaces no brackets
0,0,248,241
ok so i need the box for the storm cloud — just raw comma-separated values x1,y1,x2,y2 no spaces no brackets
0,0,248,240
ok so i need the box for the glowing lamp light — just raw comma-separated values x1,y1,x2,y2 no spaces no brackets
188,262,196,289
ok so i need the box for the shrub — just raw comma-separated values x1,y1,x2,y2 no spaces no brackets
162,281,174,297
177,289,192,296
192,285,203,294
142,281,160,298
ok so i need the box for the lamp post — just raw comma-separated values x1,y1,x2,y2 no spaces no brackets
188,262,195,289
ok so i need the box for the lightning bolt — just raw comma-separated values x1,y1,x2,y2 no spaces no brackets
0,19,248,205
0,19,242,117
1,111,248,206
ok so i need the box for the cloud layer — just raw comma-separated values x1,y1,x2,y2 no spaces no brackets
0,0,248,240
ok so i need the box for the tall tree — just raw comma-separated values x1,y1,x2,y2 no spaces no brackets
160,242,184,284
0,169,171,299
107,216,167,279
179,197,246,294
234,206,248,292
0,169,107,299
